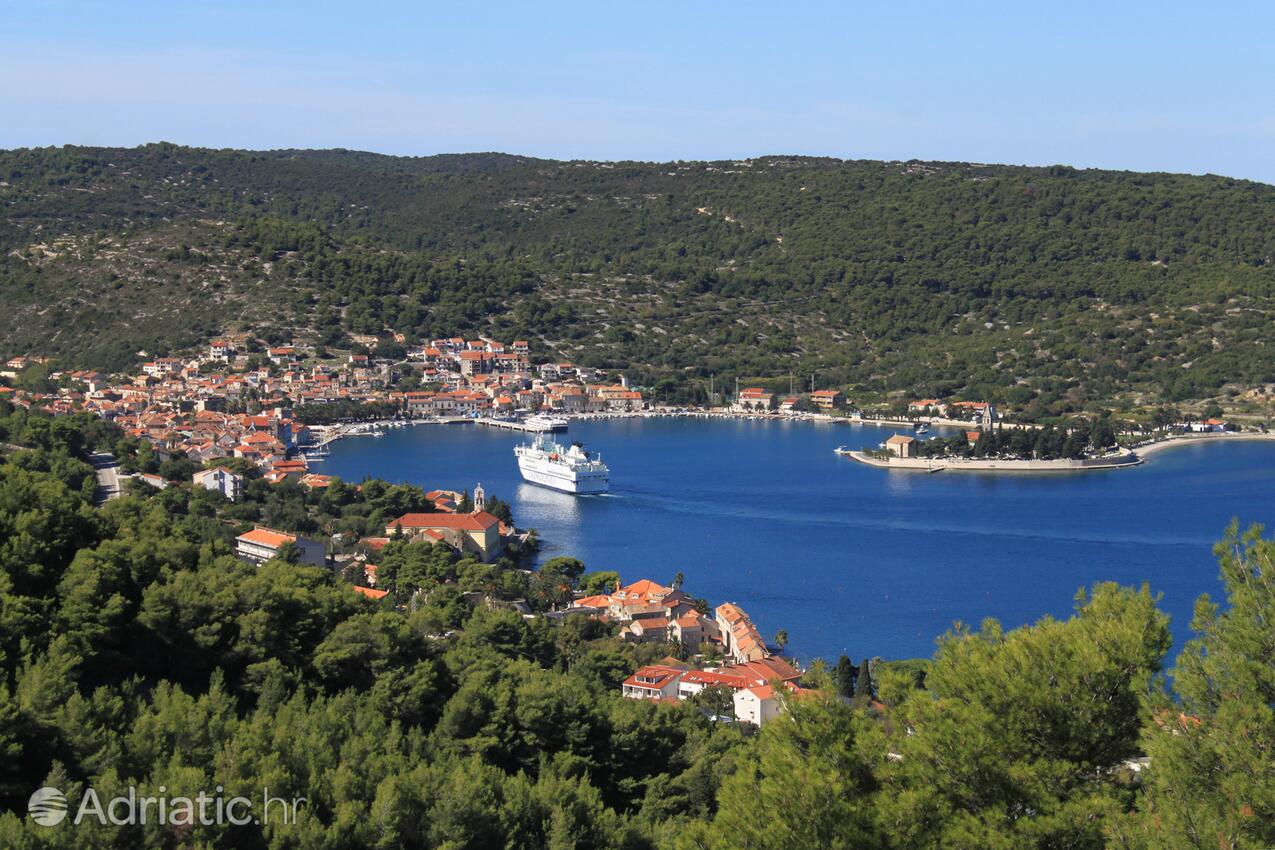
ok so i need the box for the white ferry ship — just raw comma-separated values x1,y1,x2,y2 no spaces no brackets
524,414,569,432
514,436,609,494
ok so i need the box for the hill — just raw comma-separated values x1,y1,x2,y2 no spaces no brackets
3,143,1275,412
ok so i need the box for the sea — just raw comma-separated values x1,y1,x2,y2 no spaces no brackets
316,417,1275,664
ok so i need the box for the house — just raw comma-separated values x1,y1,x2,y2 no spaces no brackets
885,434,918,458
716,602,770,663
670,610,715,651
136,473,169,490
623,617,672,643
908,398,947,415
209,340,233,362
1183,418,1230,433
607,579,694,621
623,656,806,725
235,526,327,567
734,685,783,726
808,389,844,410
736,388,776,412
386,511,504,562
621,665,686,700
352,585,389,601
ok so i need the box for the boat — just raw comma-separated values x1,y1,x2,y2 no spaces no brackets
833,445,851,455
914,423,930,435
524,414,569,432
515,436,609,494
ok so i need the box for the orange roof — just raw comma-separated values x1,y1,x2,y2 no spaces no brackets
617,579,672,598
390,511,500,531
573,594,613,608
237,527,296,548
746,684,777,700
352,585,389,600
622,665,684,691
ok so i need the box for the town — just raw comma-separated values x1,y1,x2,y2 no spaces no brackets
0,337,863,727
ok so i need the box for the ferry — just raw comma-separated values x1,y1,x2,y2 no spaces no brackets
515,436,609,494
525,414,569,432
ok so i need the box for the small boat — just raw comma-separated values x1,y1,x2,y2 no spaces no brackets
914,423,930,435
833,445,851,455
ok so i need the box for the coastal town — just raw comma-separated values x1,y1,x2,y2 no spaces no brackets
0,333,926,727
2,327,1268,513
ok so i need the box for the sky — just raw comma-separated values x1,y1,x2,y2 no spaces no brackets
4,1,1274,182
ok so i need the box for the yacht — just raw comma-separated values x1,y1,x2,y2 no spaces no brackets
515,436,609,494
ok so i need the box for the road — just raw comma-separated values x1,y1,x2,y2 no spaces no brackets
88,452,122,504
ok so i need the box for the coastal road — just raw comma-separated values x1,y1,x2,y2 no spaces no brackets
88,452,122,504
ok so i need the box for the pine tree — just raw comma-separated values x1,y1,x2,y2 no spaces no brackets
854,657,873,701
834,655,855,699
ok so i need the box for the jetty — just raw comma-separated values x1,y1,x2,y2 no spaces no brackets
475,417,568,433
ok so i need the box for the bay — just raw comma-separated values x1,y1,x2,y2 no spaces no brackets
317,417,1275,663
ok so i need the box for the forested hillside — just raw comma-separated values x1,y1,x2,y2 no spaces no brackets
3,144,1275,409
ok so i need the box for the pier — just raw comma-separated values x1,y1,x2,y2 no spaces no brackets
475,417,566,433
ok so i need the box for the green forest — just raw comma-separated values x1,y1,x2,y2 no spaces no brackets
2,145,1275,413
0,403,1271,848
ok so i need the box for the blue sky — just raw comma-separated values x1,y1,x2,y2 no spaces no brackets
4,1,1274,182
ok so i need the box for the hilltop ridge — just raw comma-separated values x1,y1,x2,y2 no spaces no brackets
3,143,1274,414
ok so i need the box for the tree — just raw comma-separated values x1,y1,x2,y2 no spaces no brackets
697,694,884,850
671,571,685,591
773,629,788,651
1116,523,1275,849
854,657,873,702
691,684,734,720
834,655,856,699
880,583,1171,850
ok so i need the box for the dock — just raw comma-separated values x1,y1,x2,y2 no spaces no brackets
475,417,566,433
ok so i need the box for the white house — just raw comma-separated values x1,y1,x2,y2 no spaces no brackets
733,684,784,726
193,466,244,501
235,527,326,568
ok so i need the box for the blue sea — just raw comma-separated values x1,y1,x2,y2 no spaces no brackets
317,418,1275,663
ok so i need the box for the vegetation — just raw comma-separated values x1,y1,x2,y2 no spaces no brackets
3,145,1275,415
916,417,1121,460
0,406,1270,848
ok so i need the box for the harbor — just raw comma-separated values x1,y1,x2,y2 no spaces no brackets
314,414,1275,662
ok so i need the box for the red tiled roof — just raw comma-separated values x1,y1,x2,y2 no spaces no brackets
237,527,295,548
390,511,500,531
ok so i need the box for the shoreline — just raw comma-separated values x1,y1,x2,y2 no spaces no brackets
1129,432,1275,457
844,431,1275,474
843,450,1142,473
304,411,1275,471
